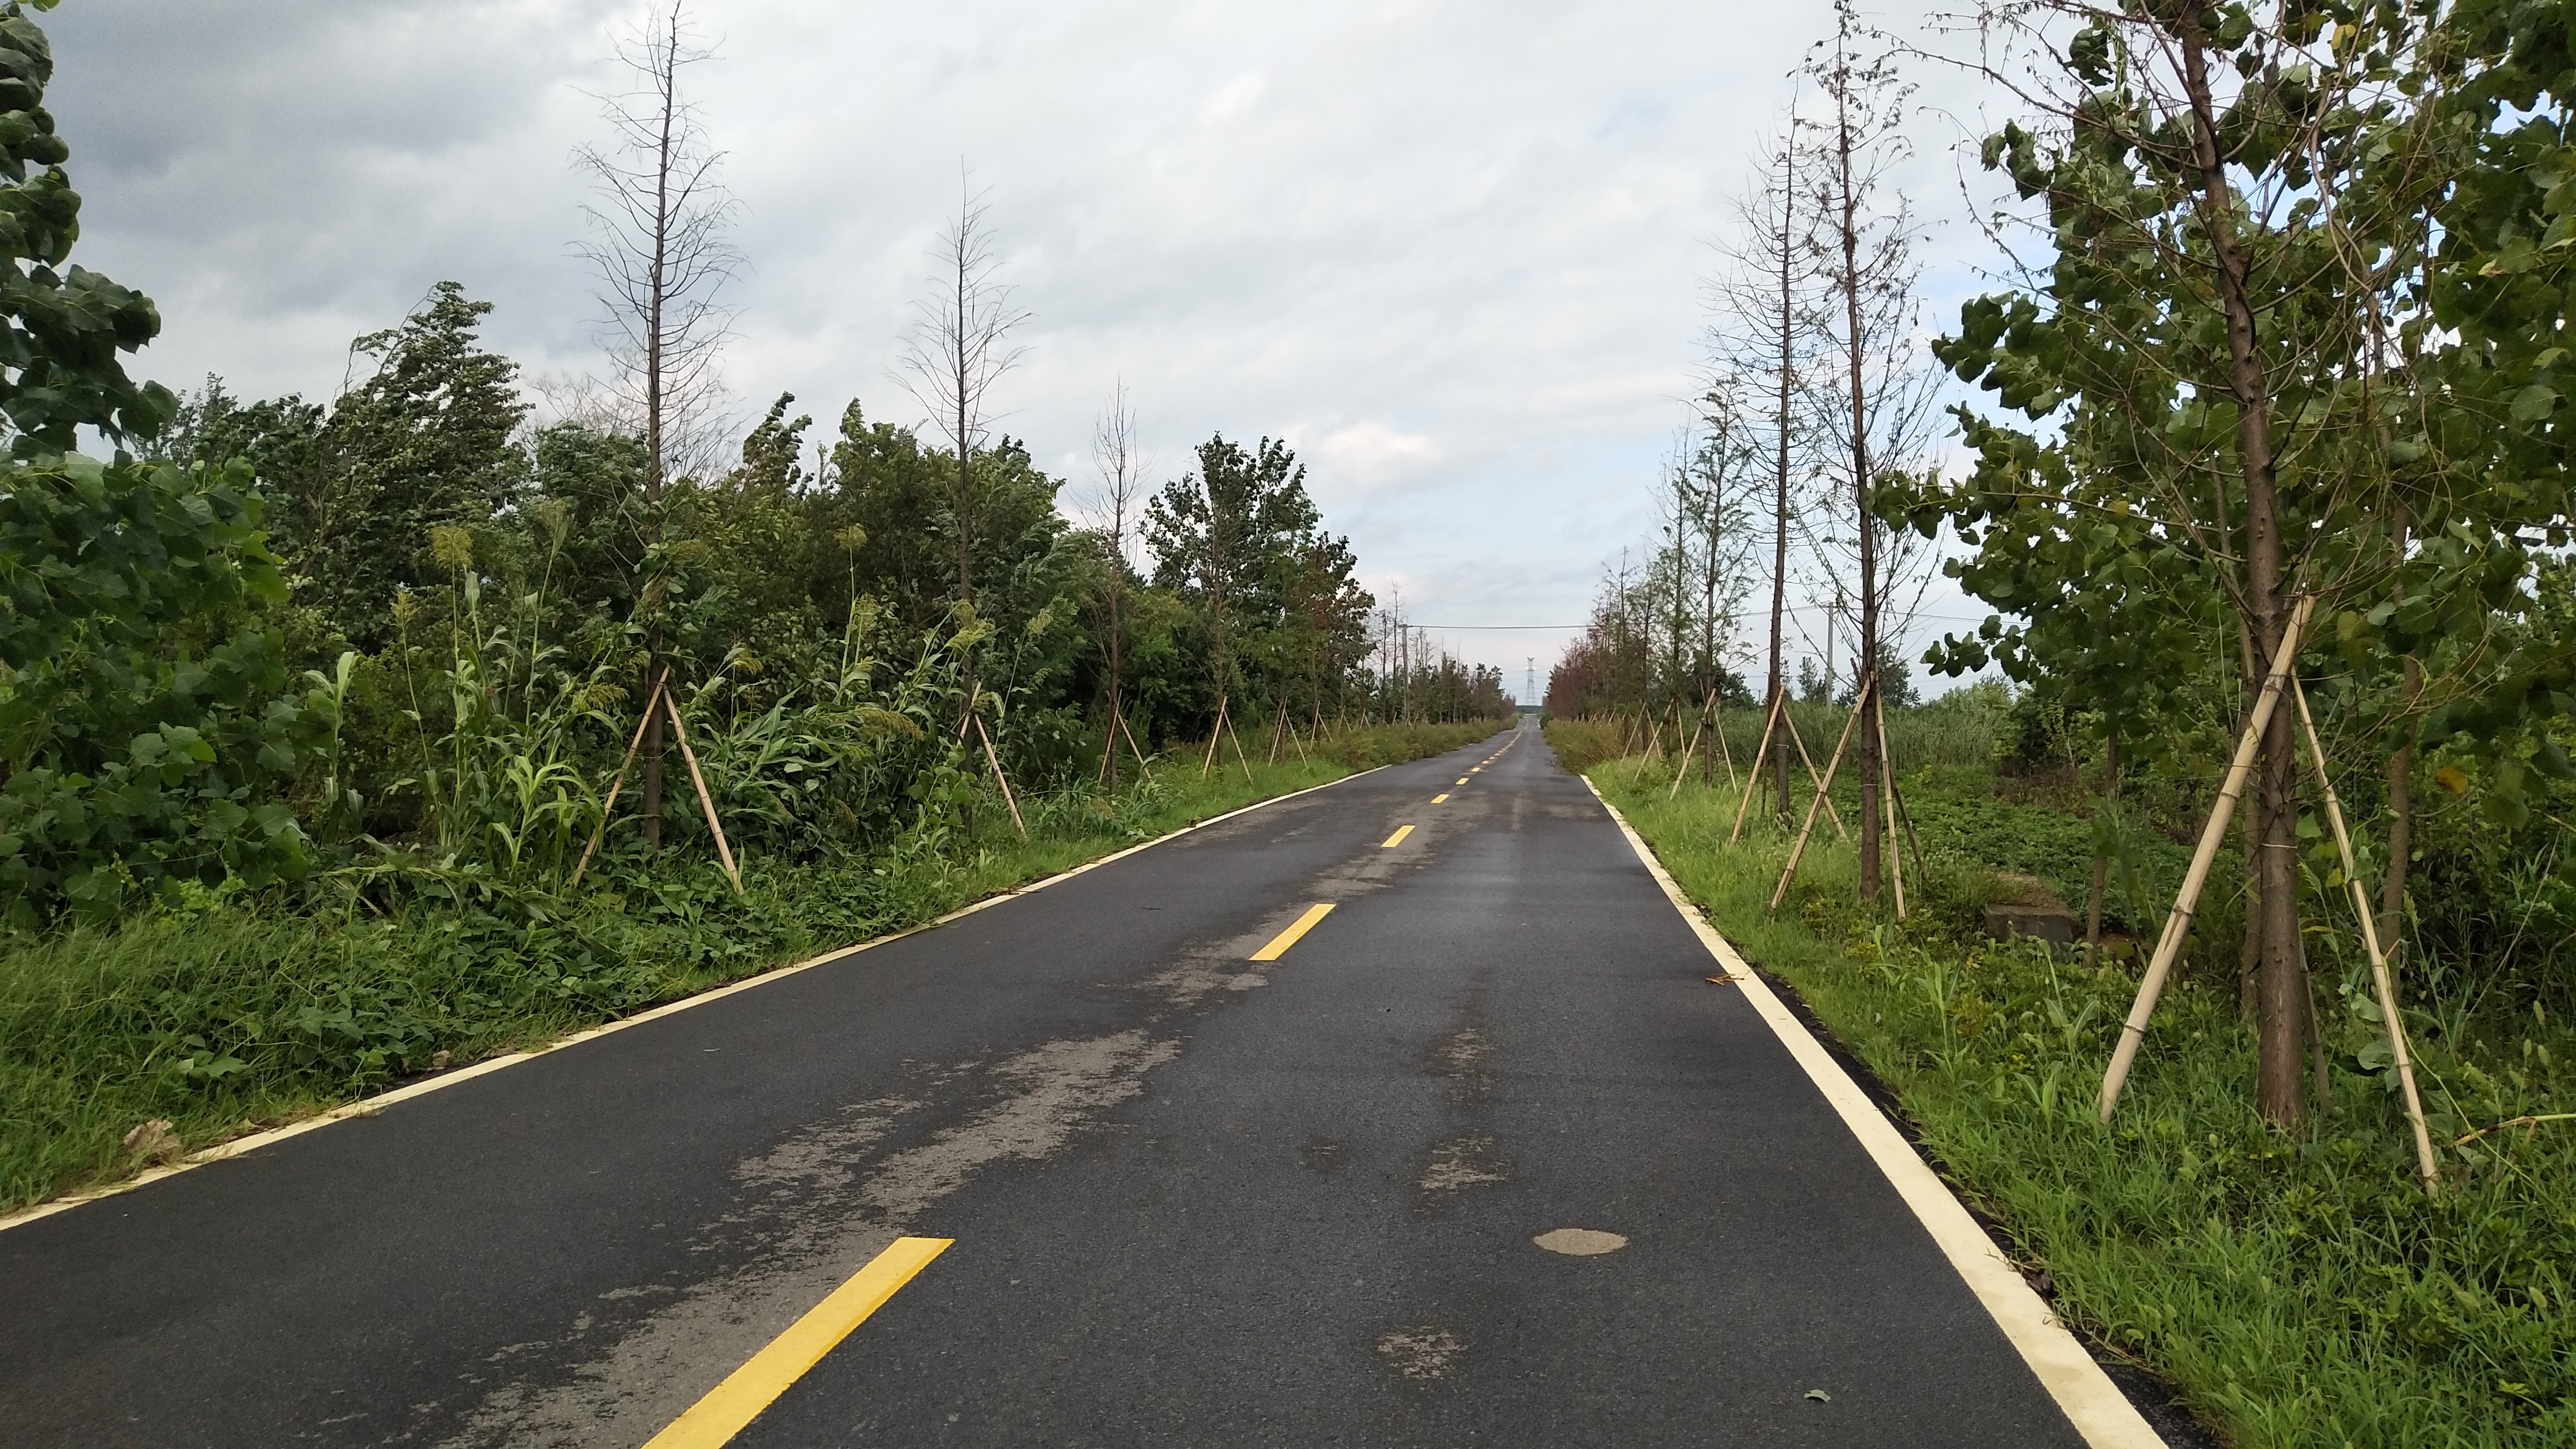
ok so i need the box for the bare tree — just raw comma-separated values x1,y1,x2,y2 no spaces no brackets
573,0,740,847
574,0,740,491
1806,0,1934,902
1709,123,1812,821
901,176,1031,610
1090,381,1144,788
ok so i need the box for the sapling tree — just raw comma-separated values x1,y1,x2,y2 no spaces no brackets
901,178,1031,611
575,0,740,847
1894,0,2480,1126
1805,1,1939,899
1090,382,1142,786
1709,116,1817,821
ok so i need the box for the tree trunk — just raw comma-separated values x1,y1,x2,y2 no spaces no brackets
2086,730,2118,967
2180,17,2304,1128
1770,150,1795,826
1832,83,1882,905
2379,505,2419,968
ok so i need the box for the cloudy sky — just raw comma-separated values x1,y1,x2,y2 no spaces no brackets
45,0,2014,699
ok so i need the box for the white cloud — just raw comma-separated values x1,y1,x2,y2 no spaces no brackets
1197,73,1265,126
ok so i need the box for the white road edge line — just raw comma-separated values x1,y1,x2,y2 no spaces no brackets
1584,779,2166,1449
1,761,1415,1235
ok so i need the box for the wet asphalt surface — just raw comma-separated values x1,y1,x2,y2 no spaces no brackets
1,722,2100,1447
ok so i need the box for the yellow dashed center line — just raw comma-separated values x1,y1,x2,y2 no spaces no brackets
643,1236,951,1448
1456,777,1469,785
1381,824,1415,848
1432,793,1450,803
1251,903,1335,961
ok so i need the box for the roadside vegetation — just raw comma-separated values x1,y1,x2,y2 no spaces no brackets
1556,705,2576,1448
1551,4,2576,1442
0,5,1512,1214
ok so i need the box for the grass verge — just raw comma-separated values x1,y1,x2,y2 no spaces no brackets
1580,744,2576,1449
1,721,1505,1216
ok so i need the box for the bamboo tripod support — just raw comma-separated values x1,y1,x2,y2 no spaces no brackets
974,714,1029,839
1201,697,1228,779
1767,673,1873,915
1200,696,1253,783
658,687,745,892
1715,694,1738,788
2293,678,2440,1194
1731,686,1851,847
2100,595,2314,1120
1879,699,1931,902
955,684,1028,839
1729,689,1786,844
1669,702,1704,799
570,669,745,896
1877,707,1906,921
1121,712,1153,778
571,670,669,889
1669,692,1738,798
1874,696,1920,922
1786,709,1850,844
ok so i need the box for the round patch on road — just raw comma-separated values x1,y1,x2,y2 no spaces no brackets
1533,1227,1628,1256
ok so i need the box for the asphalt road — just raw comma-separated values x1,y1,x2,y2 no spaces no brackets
2,722,2125,1447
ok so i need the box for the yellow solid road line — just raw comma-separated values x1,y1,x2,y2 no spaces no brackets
1432,793,1450,803
1251,903,1335,961
1381,825,1414,848
644,1236,951,1448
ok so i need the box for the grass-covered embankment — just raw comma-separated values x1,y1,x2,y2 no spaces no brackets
1573,733,2576,1449
0,721,1503,1216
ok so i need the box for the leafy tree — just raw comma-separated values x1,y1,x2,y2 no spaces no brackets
1892,0,2489,1125
1144,434,1322,715
0,1,329,922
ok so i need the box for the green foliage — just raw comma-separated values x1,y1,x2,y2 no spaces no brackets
1145,433,1376,722
0,454,334,923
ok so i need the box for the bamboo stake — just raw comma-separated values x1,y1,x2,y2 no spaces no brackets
1202,696,1230,780
2293,676,2440,1194
1729,688,1786,845
1888,757,1931,899
659,686,744,896
1768,674,1871,915
570,670,669,888
1874,685,1906,921
2100,594,2314,1120
974,713,1029,840
1782,705,1850,843
1120,710,1153,779
1668,711,1705,799
1714,692,1739,790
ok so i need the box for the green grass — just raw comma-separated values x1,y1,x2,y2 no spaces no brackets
1580,744,2576,1449
0,720,1506,1215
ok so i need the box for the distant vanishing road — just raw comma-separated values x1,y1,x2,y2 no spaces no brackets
1,722,2167,1447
